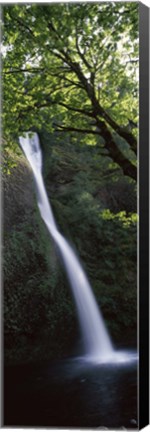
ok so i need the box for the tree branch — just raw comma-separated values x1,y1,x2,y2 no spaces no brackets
53,123,100,135
96,105,137,155
54,118,137,181
75,29,92,70
13,16,35,37
56,101,94,118
95,118,137,180
4,67,45,75
62,76,84,90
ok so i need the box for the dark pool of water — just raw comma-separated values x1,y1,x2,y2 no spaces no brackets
4,352,138,429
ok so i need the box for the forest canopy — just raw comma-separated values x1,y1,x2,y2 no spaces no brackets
3,2,138,180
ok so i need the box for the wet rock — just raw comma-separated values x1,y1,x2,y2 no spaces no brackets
130,419,137,425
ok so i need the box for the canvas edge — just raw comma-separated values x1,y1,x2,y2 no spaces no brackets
0,2,149,430
139,2,150,430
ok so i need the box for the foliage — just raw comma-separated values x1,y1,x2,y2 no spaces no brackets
4,215,77,363
2,2,138,179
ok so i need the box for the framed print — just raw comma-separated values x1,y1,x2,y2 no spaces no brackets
1,1,149,430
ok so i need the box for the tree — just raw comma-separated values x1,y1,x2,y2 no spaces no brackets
2,3,138,180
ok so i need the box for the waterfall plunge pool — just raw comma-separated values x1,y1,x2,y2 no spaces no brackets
4,351,138,429
78,349,138,364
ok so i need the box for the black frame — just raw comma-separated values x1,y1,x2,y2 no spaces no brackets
139,2,149,429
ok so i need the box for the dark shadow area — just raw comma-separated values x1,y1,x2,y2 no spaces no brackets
4,356,137,429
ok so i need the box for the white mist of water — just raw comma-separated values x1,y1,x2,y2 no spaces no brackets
19,132,114,361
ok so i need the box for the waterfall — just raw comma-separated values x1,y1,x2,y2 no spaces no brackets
19,132,114,361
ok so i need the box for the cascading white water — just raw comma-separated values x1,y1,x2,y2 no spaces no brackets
19,132,114,361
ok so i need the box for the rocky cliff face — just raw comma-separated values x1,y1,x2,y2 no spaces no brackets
3,156,35,234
